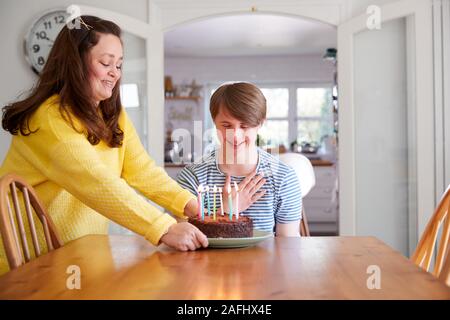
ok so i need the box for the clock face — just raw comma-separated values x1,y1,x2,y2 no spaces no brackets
24,10,69,74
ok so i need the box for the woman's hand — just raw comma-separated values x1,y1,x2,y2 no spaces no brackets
159,222,208,251
183,198,199,218
222,172,266,214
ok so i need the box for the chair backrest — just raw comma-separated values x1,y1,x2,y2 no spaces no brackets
439,245,450,286
279,153,316,237
411,185,450,284
0,173,63,270
279,153,316,197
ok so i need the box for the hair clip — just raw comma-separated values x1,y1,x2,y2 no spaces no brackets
78,16,93,30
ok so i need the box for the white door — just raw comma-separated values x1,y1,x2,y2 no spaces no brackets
338,0,434,256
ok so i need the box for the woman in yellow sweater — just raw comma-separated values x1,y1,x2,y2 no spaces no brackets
0,16,207,274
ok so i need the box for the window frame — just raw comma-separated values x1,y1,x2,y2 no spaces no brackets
258,82,334,147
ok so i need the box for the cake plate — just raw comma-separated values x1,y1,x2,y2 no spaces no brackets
207,230,273,248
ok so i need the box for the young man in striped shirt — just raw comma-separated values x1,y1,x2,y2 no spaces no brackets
177,82,302,236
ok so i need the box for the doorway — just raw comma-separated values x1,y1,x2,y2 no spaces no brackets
163,13,339,236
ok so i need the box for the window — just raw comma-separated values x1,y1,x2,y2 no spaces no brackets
297,88,333,144
258,88,289,147
120,83,140,108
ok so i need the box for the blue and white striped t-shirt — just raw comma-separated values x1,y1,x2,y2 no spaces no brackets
176,148,302,232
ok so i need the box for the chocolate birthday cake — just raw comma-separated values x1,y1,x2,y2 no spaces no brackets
188,215,253,238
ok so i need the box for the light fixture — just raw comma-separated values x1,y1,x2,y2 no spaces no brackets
323,48,337,62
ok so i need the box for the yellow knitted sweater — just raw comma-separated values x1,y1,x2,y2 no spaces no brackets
0,94,195,275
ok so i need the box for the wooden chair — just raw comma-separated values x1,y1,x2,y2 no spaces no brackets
439,245,450,286
279,153,315,237
0,173,63,270
300,208,311,237
411,185,450,285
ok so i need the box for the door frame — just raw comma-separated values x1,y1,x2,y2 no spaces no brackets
337,0,434,246
77,1,435,247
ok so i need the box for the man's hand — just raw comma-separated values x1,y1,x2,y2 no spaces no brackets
222,172,266,214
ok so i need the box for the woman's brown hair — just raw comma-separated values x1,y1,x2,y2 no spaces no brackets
2,15,124,147
210,82,266,127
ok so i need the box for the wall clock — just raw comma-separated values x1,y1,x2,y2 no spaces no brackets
24,9,69,74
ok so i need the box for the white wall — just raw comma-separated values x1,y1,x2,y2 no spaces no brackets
433,0,450,197
0,0,148,163
164,53,335,131
164,54,335,161
165,54,334,85
348,0,403,16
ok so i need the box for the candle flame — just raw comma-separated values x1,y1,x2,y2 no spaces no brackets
213,184,217,193
233,181,239,192
227,183,231,194
197,184,203,192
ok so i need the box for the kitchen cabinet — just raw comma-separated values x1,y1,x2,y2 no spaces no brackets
303,165,339,235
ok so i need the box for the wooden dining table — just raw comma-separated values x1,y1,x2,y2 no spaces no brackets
0,235,449,299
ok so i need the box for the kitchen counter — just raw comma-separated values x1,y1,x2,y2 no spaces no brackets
164,159,334,168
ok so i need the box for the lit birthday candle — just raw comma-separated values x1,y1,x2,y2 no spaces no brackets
219,187,224,216
233,181,239,220
205,185,211,216
198,184,205,220
213,185,217,220
227,183,233,221
197,185,202,219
